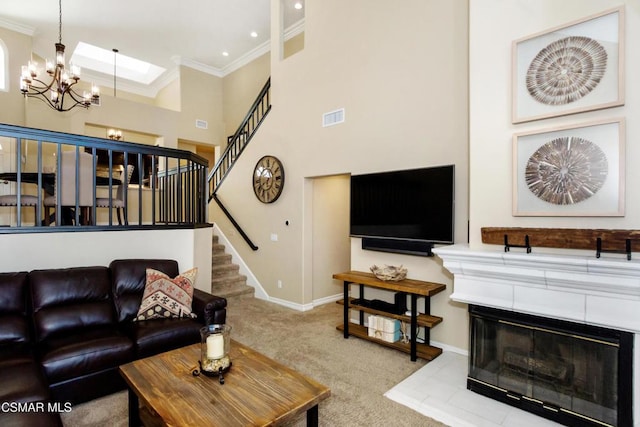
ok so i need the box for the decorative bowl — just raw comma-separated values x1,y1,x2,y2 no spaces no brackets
370,265,407,282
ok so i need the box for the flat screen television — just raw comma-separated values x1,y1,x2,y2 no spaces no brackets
350,165,454,256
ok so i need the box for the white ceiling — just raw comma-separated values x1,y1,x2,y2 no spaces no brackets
0,0,305,94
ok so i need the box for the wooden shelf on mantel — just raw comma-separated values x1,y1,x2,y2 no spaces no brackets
481,227,640,252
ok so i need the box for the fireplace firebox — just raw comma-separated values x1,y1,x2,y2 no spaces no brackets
469,305,633,427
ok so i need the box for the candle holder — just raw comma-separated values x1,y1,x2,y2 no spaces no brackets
197,324,232,384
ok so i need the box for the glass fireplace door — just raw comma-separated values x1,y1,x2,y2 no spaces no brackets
469,306,632,427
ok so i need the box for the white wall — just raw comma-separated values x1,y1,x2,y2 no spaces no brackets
469,0,640,248
0,228,213,292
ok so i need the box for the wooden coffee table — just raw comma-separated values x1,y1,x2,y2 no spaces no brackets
119,340,330,426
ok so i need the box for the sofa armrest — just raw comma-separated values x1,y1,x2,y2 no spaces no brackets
193,289,227,326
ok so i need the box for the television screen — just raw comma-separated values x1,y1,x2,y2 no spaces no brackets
350,165,454,244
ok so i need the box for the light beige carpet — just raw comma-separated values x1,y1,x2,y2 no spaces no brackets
61,296,447,426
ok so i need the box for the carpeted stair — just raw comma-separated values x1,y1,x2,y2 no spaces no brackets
211,234,254,299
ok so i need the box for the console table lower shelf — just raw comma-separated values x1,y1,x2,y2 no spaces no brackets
336,323,442,361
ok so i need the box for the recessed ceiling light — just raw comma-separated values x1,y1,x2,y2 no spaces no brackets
294,2,303,10
222,52,229,57
250,31,258,38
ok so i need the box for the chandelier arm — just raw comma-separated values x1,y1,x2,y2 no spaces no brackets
26,91,64,111
56,91,88,112
65,88,90,105
24,77,57,95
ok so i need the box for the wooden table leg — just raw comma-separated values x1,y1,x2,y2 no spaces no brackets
128,387,140,427
306,404,319,427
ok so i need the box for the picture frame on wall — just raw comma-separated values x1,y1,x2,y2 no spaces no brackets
513,118,625,217
512,6,624,124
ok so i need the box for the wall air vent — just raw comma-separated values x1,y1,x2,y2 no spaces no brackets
322,108,345,127
195,119,208,129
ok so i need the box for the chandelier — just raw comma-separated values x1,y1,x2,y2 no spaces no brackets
20,0,100,112
107,129,123,140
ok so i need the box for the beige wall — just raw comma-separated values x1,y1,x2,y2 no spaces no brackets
177,67,225,146
469,0,640,248
213,0,470,349
310,174,351,302
156,77,181,112
0,27,30,126
222,53,271,139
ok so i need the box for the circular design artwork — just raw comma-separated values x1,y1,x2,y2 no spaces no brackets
526,36,608,105
525,137,608,205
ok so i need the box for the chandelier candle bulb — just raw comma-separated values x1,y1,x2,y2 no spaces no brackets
56,47,64,66
28,61,37,77
20,66,30,83
70,63,80,78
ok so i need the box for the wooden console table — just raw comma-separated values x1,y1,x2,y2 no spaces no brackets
333,271,446,362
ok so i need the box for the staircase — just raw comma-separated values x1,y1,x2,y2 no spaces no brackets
208,78,271,251
211,234,254,299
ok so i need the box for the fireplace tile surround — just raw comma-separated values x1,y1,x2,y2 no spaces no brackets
433,244,640,426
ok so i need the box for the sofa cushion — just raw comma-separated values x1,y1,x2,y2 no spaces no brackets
0,272,31,356
29,267,116,344
110,259,179,323
123,317,201,358
39,328,134,385
0,358,51,402
134,268,198,321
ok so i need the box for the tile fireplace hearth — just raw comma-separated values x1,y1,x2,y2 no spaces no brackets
434,244,640,427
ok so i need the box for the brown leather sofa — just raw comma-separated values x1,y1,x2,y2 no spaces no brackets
0,259,227,426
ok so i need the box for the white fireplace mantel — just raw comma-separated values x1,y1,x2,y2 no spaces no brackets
434,243,640,426
433,244,640,334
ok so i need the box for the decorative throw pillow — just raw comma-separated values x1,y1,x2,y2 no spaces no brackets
134,268,198,321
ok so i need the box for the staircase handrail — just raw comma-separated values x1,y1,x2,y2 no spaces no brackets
208,78,271,198
207,77,271,251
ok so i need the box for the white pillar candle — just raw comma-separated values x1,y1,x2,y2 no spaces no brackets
206,334,224,359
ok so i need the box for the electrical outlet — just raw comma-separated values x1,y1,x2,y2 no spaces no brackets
277,280,283,289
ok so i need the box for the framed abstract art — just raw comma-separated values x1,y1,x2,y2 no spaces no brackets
513,118,625,216
512,7,624,123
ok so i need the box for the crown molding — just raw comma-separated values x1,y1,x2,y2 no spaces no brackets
176,19,304,78
220,39,271,76
0,17,35,36
284,18,305,40
172,56,224,78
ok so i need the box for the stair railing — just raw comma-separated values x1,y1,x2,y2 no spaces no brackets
207,78,271,250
